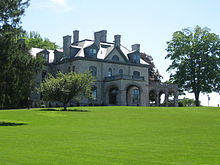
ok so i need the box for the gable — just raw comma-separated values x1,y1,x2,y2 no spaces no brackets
104,47,128,63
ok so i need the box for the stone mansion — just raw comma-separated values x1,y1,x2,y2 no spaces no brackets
30,30,178,107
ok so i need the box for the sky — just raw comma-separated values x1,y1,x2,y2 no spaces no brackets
22,0,220,106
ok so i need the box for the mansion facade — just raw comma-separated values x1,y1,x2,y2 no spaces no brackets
30,30,178,107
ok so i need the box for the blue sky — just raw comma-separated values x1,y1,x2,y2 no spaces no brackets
22,0,220,106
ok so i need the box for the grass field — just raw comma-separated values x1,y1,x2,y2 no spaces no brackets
0,106,220,165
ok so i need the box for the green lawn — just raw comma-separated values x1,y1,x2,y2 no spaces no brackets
0,106,220,165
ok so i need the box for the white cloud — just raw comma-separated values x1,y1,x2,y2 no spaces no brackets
44,0,73,13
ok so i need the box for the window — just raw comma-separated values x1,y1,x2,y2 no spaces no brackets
92,86,97,100
132,89,140,104
89,66,97,77
112,55,119,61
133,54,140,63
44,53,49,62
119,69,123,75
89,48,97,56
133,71,140,77
108,68,112,77
72,66,75,72
68,67,71,72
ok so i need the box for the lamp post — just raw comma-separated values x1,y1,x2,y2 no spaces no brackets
207,95,210,107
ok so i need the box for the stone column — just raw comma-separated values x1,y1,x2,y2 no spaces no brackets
165,91,169,107
119,90,127,106
174,92,179,107
156,91,160,106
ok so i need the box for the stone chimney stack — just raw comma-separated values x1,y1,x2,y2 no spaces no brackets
73,30,79,43
131,44,140,52
114,35,121,47
94,30,107,47
63,35,72,56
99,30,107,42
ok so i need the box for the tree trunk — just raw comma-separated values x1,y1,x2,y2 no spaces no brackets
194,91,200,106
63,102,67,111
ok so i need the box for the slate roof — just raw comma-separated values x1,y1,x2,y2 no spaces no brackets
29,39,148,65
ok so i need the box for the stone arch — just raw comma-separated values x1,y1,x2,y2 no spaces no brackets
149,90,157,106
159,90,166,106
105,84,119,105
126,84,142,106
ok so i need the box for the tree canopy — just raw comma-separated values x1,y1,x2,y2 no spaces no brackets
21,31,58,49
0,0,43,109
40,72,94,110
165,26,220,106
141,52,163,81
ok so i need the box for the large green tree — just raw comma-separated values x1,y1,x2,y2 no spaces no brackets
166,26,220,106
0,0,43,109
21,31,58,49
40,72,94,111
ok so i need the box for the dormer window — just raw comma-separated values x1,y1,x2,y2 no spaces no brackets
89,48,97,56
128,52,140,64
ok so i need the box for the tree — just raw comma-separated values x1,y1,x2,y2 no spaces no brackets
40,72,94,111
166,26,220,106
21,31,58,49
141,52,163,81
178,98,198,107
0,0,43,109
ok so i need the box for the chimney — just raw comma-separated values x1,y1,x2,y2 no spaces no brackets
100,30,107,42
63,35,72,56
94,30,107,46
114,35,121,47
73,30,79,43
132,44,140,52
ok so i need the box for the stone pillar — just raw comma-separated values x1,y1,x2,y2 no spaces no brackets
156,91,160,106
165,91,169,107
119,90,127,106
174,92,179,107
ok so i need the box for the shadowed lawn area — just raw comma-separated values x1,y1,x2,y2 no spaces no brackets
0,106,220,165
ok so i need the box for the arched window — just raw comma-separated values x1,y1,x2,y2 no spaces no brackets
108,68,112,77
133,71,140,77
72,66,75,72
132,88,140,104
119,69,123,75
92,86,97,100
89,66,97,77
112,55,119,61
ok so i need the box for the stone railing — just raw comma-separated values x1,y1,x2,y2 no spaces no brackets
149,81,178,89
104,74,144,81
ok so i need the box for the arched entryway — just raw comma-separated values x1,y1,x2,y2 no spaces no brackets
109,87,119,105
126,85,141,106
159,91,166,106
149,90,156,106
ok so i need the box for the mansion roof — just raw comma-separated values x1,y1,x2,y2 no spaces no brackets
29,30,149,66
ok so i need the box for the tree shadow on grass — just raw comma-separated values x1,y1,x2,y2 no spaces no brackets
40,108,91,112
0,121,27,126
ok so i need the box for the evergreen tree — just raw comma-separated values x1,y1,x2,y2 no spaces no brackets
0,0,43,109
